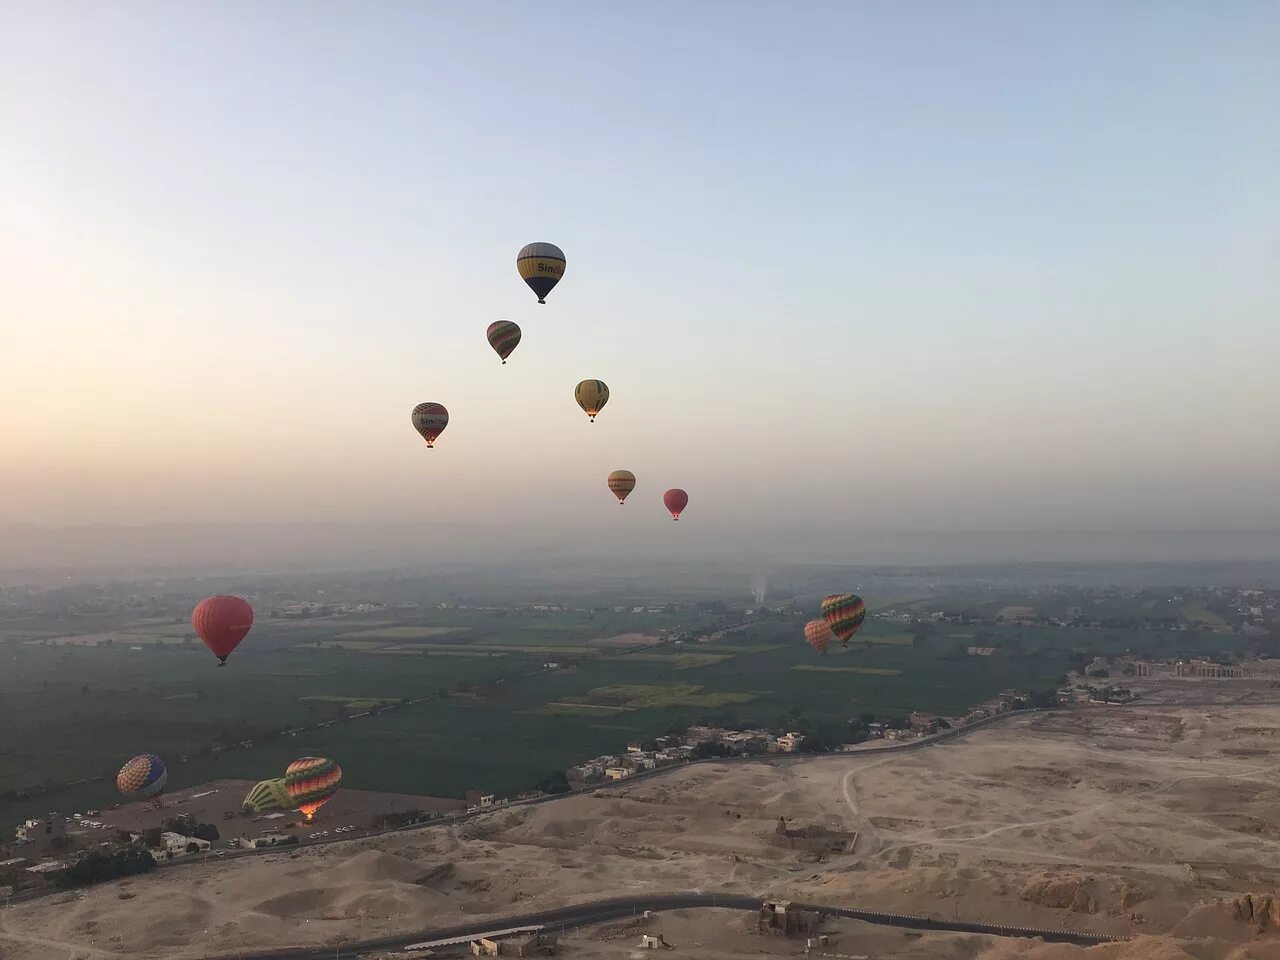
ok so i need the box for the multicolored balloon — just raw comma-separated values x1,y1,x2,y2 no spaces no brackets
242,777,292,815
411,402,449,447
486,320,521,364
663,488,689,521
607,470,636,504
192,595,254,665
117,754,168,800
516,242,566,304
285,757,342,822
574,380,609,422
821,593,867,647
804,619,835,655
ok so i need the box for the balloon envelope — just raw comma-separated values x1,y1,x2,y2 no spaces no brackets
411,402,449,447
486,320,521,363
574,380,609,421
607,470,636,504
804,619,834,655
663,488,689,521
285,757,342,822
117,754,168,800
242,777,292,814
192,595,254,664
516,242,566,303
821,593,867,647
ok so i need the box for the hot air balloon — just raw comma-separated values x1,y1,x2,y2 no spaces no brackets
821,593,867,647
192,595,254,665
117,754,168,800
486,320,521,364
574,380,609,422
285,757,342,822
411,402,449,447
242,777,292,815
804,619,834,655
663,488,689,521
607,470,636,504
516,242,566,304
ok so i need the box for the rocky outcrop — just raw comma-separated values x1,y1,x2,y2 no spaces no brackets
1020,874,1099,914
1226,893,1280,930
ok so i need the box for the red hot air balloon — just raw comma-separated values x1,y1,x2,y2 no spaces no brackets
663,488,689,521
192,595,254,666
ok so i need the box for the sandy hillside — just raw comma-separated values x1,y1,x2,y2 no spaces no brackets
5,701,1280,959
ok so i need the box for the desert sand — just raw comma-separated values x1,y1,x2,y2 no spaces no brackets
6,692,1280,960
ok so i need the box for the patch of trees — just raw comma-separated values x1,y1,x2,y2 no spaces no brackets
536,770,570,795
163,814,220,842
693,741,732,759
1027,689,1057,709
378,808,436,829
56,847,155,888
796,733,841,753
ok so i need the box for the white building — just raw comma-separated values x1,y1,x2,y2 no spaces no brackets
152,832,211,860
245,833,291,849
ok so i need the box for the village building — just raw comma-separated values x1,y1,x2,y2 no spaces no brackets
471,933,557,957
909,712,939,734
775,732,804,753
758,899,821,937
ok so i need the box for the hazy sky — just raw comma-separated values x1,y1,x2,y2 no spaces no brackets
3,2,1278,542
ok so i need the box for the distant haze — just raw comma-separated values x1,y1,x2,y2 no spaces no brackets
1,523,1278,575
2,5,1277,544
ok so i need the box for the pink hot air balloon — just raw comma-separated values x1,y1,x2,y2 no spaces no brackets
663,488,689,521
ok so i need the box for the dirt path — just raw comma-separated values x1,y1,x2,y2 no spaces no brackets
868,754,1280,876
0,927,126,959
840,755,897,860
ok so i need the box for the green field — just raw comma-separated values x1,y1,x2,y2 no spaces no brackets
337,626,464,640
1181,606,1227,628
617,652,733,668
864,634,915,646
0,602,1249,827
300,695,402,712
556,683,757,711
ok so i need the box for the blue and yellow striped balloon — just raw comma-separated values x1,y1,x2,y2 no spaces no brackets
517,242,565,304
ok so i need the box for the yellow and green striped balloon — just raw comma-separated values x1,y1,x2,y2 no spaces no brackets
242,777,292,814
575,379,609,422
517,242,565,304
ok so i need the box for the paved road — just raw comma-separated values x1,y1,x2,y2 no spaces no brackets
212,893,1121,960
